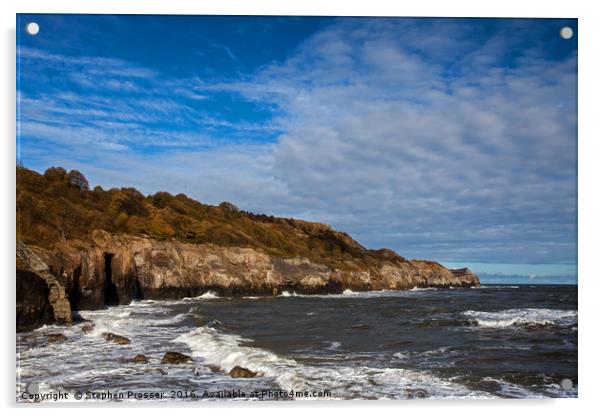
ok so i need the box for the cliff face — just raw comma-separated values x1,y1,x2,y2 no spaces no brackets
17,230,479,319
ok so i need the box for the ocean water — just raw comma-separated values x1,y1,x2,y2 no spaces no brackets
16,285,577,401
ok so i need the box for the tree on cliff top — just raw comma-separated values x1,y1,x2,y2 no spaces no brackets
17,165,374,269
66,170,89,191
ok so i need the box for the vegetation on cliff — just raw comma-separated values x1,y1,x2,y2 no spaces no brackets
17,166,398,270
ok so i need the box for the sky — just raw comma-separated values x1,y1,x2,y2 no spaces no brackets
16,15,578,283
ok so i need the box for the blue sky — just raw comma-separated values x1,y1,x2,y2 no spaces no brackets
16,15,577,283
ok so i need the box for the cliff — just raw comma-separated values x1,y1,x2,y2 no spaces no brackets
16,166,479,331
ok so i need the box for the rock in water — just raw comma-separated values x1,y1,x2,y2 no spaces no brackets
132,354,149,363
81,324,94,333
47,333,67,343
103,332,131,345
160,352,193,364
228,366,258,378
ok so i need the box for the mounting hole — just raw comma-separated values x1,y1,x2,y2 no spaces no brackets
26,22,40,36
560,26,573,40
560,378,573,390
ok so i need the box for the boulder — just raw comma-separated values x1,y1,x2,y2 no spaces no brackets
103,332,131,345
228,366,258,378
81,324,94,333
160,351,193,364
47,333,67,343
132,354,149,363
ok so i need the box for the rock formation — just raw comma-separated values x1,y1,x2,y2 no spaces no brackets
16,242,72,332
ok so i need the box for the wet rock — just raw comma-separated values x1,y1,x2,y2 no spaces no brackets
103,332,131,345
228,366,258,378
405,388,429,399
207,364,223,373
47,333,67,343
160,351,193,364
81,324,94,333
132,354,149,364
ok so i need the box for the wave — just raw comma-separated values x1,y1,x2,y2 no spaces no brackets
182,291,220,300
174,326,310,391
463,308,577,328
173,324,492,399
275,288,441,300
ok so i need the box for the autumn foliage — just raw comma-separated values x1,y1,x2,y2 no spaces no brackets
17,166,379,268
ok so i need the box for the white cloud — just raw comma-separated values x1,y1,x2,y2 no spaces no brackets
18,19,577,265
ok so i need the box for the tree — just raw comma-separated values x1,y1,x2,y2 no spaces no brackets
43,167,67,182
66,170,90,191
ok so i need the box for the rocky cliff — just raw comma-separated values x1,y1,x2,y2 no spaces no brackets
16,166,480,331
17,229,479,329
16,242,72,331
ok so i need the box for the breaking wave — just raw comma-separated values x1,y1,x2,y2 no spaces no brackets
173,324,491,399
463,308,577,328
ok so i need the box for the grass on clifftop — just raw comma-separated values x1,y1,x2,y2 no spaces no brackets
17,166,399,269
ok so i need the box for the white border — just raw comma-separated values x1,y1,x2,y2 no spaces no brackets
2,1,600,416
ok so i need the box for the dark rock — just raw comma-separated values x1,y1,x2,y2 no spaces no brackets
81,324,94,333
228,366,258,378
103,332,131,345
16,269,55,332
47,333,67,343
132,354,148,363
16,242,72,332
160,351,193,364
207,364,223,373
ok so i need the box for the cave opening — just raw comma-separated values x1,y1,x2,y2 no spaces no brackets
104,253,119,306
69,265,81,310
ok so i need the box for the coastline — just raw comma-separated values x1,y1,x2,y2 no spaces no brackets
16,231,479,332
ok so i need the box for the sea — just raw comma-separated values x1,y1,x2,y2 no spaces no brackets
16,284,578,401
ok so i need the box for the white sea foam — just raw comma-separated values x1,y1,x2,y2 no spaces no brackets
326,341,341,351
173,324,491,399
275,288,440,300
174,326,310,391
463,308,577,328
182,291,220,300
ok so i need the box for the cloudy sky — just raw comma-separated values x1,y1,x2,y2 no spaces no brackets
17,15,577,282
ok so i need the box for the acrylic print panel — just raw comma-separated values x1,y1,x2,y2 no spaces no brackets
16,14,577,402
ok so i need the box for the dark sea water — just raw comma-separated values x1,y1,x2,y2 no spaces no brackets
17,285,577,401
